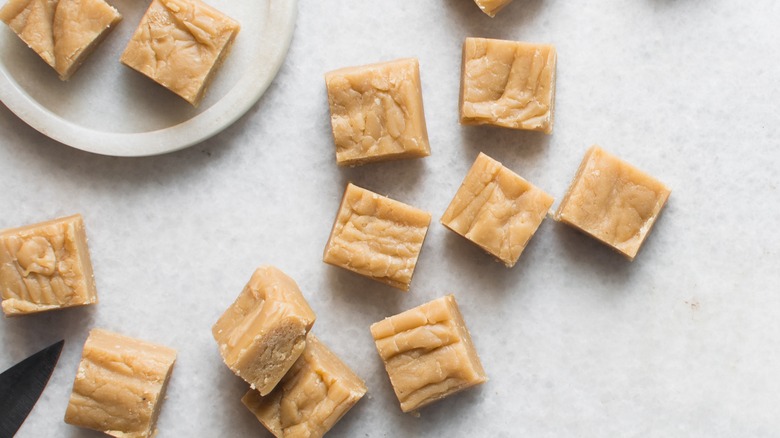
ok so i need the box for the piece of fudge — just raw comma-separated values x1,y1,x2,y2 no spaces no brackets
325,58,431,166
370,295,487,412
120,0,240,106
213,266,316,395
323,183,431,291
0,214,97,316
441,152,553,267
242,334,367,438
460,37,556,134
64,329,177,438
473,0,513,17
0,0,121,80
555,146,671,260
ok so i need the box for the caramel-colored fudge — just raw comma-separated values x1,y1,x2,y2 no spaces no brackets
120,0,240,106
441,152,553,267
323,183,431,291
473,0,513,17
213,266,316,396
0,214,97,316
555,146,671,260
325,58,431,166
460,37,556,134
242,334,367,438
370,295,487,412
0,0,121,80
64,329,177,438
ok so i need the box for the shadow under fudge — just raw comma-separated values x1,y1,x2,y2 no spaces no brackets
439,218,551,294
461,125,552,173
1,305,96,363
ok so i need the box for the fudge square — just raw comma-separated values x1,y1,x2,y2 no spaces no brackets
473,0,513,17
120,0,240,106
213,266,316,396
325,58,431,166
323,183,432,291
242,334,367,438
64,328,177,438
0,214,97,316
460,37,556,134
0,0,121,80
555,146,671,260
441,153,553,267
370,295,487,413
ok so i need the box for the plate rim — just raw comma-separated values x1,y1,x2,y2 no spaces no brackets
0,0,297,157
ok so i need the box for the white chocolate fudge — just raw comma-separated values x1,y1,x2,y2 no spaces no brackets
441,152,553,267
0,0,121,80
64,329,177,438
0,214,97,316
242,334,367,438
213,266,316,396
120,0,240,106
370,295,487,412
323,183,432,291
555,146,671,260
460,37,556,133
325,58,431,166
473,0,513,17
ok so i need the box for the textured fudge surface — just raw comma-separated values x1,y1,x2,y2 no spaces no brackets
325,58,430,166
370,295,487,412
555,146,671,260
242,334,367,438
120,0,240,106
473,0,513,17
323,183,431,291
0,214,97,316
0,0,121,79
213,266,316,395
441,152,554,267
64,328,177,438
460,37,556,133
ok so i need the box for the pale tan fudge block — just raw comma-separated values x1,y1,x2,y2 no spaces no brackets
213,266,316,396
120,0,240,106
325,58,431,166
323,183,432,291
0,214,97,316
242,334,367,438
0,0,121,80
555,146,671,260
441,152,554,267
473,0,513,17
371,295,487,413
64,328,177,438
460,37,556,134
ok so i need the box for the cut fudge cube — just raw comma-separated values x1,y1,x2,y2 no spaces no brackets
120,0,240,106
212,266,316,395
0,214,97,316
370,295,487,412
460,37,556,133
64,328,177,438
441,152,553,267
0,0,121,80
323,183,431,291
242,334,367,438
473,0,513,17
555,146,671,260
325,58,431,166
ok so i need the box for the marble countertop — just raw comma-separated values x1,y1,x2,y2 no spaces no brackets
2,1,780,437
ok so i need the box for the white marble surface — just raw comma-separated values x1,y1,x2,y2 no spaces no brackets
2,1,780,437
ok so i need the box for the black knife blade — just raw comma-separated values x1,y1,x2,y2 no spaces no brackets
0,340,64,437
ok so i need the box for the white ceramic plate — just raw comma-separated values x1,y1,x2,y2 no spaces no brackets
0,0,296,157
